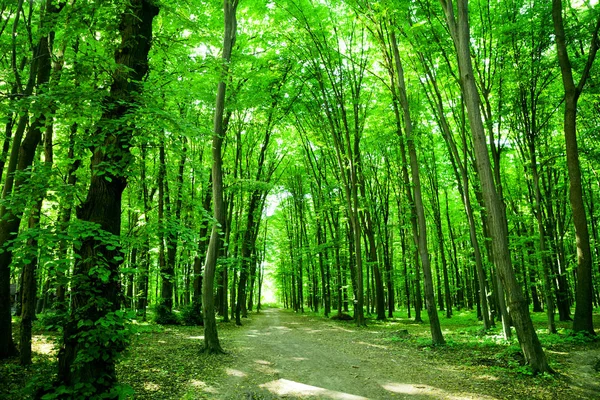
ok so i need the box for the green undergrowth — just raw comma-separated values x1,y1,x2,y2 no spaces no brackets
312,306,600,377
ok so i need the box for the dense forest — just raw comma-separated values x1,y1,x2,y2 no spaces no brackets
1,0,600,398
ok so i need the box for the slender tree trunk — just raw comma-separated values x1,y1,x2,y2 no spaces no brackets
21,118,54,364
0,0,59,359
202,0,238,353
194,181,211,306
530,146,556,334
428,158,452,318
157,140,172,314
552,0,598,335
440,0,550,372
391,30,444,344
136,146,151,319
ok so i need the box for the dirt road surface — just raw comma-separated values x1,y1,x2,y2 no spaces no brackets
120,308,599,399
196,309,513,399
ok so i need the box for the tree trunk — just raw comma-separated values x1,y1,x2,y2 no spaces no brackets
0,0,58,359
202,0,238,353
53,1,158,395
552,0,598,336
20,117,54,365
136,146,151,319
391,30,444,344
440,0,551,373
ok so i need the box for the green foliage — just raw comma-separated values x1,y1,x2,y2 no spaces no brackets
35,311,66,332
36,381,135,400
541,329,598,347
152,303,180,326
179,302,204,326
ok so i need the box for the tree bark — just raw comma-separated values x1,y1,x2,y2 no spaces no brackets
552,0,598,335
440,0,550,373
53,1,158,395
202,0,238,353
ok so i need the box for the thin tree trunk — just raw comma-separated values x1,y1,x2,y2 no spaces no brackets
0,0,58,359
440,0,550,372
391,30,444,344
136,146,151,319
552,0,598,335
21,113,55,364
202,0,238,353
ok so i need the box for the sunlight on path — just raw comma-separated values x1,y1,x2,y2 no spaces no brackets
381,383,498,400
213,308,505,399
261,378,369,399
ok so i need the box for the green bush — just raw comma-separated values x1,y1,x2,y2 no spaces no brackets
152,303,179,325
34,311,65,332
180,302,204,326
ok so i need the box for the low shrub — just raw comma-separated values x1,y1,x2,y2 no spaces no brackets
34,311,65,332
180,302,203,326
152,303,179,325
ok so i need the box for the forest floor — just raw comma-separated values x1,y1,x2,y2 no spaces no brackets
3,307,600,399
117,307,599,400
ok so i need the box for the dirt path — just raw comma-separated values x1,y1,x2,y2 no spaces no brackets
564,348,600,396
119,308,598,399
205,309,501,399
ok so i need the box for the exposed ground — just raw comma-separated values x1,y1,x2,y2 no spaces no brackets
3,308,600,399
118,308,599,399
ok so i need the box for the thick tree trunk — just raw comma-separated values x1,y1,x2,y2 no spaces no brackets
53,1,158,395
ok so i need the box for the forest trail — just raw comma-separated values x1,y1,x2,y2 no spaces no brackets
119,308,599,399
208,308,500,400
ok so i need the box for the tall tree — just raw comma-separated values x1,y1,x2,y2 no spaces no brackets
552,0,599,335
0,0,63,360
52,1,159,396
439,0,551,373
390,29,445,345
202,0,239,353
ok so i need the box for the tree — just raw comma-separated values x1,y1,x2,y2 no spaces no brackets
439,0,551,373
202,0,239,354
0,0,62,360
552,0,599,336
390,28,445,345
50,1,159,396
